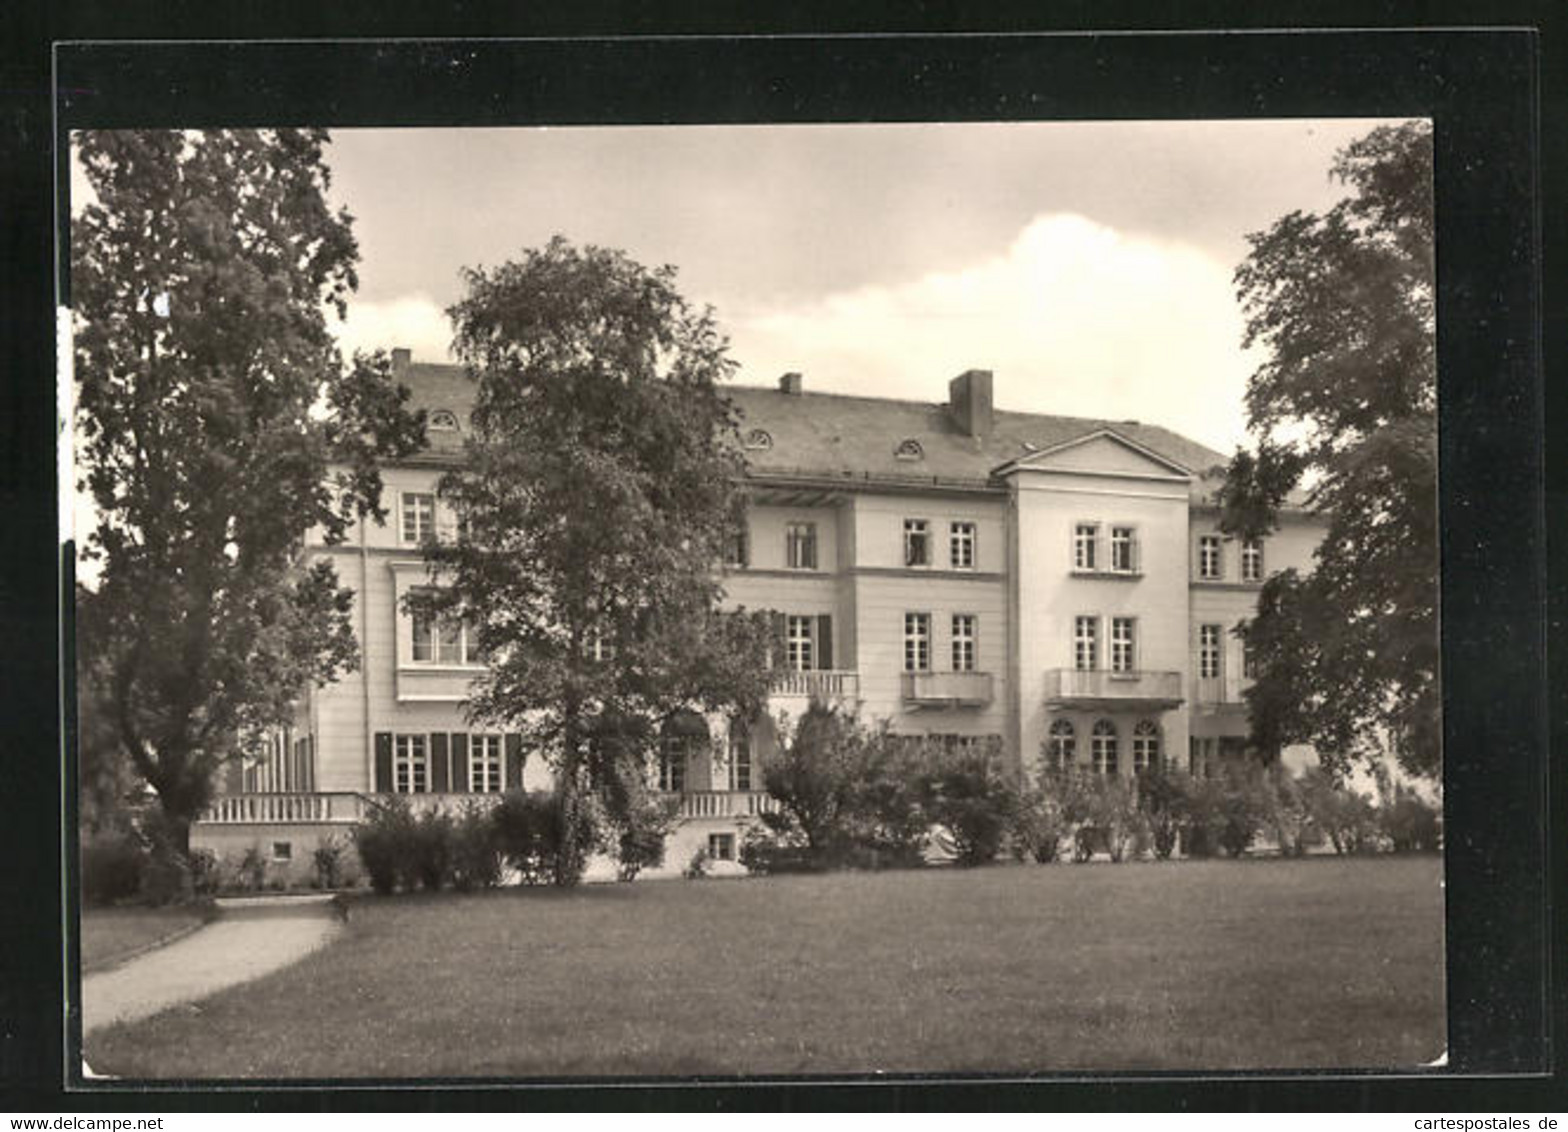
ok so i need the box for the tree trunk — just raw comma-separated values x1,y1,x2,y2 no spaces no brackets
554,696,585,887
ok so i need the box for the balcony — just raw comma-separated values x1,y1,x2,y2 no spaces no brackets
902,671,995,708
200,792,370,825
1044,668,1183,710
769,669,860,702
672,790,780,819
1194,675,1250,714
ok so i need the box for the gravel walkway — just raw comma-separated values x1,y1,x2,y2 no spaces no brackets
80,895,344,1036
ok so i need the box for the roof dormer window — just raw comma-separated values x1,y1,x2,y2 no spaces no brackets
429,410,460,432
894,438,924,461
743,428,773,451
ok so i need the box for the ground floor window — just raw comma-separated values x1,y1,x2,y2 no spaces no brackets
394,734,429,793
708,832,736,862
1047,719,1076,771
470,734,503,793
1131,720,1161,773
1091,719,1119,777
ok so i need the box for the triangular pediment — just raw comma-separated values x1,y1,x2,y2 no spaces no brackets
994,429,1191,480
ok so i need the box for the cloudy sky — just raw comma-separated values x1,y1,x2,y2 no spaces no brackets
322,118,1402,455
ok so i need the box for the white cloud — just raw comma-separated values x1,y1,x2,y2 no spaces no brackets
725,213,1258,454
331,293,454,364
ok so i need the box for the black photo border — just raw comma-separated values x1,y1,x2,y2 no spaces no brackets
3,7,1560,1112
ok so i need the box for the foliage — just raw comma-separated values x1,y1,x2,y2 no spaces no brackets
410,809,455,891
760,702,877,853
1009,786,1068,864
1177,775,1226,860
1297,766,1381,855
1215,768,1268,859
922,740,1018,867
188,848,221,896
610,790,681,882
72,130,425,854
1261,767,1310,857
353,796,418,895
1220,121,1438,779
448,802,505,891
312,837,346,890
682,848,711,880
849,735,937,862
236,845,270,893
1379,784,1442,853
80,834,147,905
1134,764,1185,859
492,788,603,888
420,237,775,885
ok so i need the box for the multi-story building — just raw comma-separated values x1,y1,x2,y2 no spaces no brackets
194,352,1321,875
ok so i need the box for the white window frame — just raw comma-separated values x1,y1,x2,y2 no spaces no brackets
469,734,504,793
394,734,430,794
1241,538,1264,582
903,518,931,568
1110,616,1136,674
728,729,753,792
1242,637,1258,679
952,614,977,673
1074,615,1099,671
1132,720,1161,773
786,614,816,672
904,612,931,672
1074,522,1100,571
1110,526,1139,574
411,605,477,666
1199,535,1223,580
1200,623,1222,679
949,521,976,570
707,832,737,862
1091,720,1119,777
659,739,688,793
401,492,436,544
785,521,818,571
1047,719,1076,770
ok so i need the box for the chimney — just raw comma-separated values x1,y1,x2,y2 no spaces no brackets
949,369,993,438
391,347,411,374
779,371,803,396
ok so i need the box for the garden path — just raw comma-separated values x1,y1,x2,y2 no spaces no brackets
80,894,343,1037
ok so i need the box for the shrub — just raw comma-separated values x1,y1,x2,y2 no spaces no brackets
1263,768,1310,857
312,836,345,890
80,834,146,905
683,847,710,879
1216,773,1266,858
410,808,454,891
492,788,601,887
449,802,504,891
850,736,935,863
923,741,1017,867
1088,776,1141,862
188,848,221,896
761,702,876,855
1298,767,1381,855
611,791,681,882
139,847,192,905
354,796,417,895
1381,785,1442,853
1009,786,1067,864
1179,775,1226,859
1134,764,1186,860
236,845,269,892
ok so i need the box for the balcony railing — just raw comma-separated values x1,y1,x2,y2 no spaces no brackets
1044,668,1184,708
674,790,780,819
902,671,995,707
1194,675,1250,710
769,669,860,700
200,792,369,825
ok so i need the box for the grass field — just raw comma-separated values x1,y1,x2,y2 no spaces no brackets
87,856,1445,1078
80,905,210,975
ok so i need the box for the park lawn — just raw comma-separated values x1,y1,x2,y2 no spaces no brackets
88,856,1444,1078
80,905,210,975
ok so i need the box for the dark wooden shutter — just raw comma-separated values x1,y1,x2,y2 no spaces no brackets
816,614,833,671
769,611,788,667
431,732,450,792
505,733,525,791
374,732,393,793
449,733,469,792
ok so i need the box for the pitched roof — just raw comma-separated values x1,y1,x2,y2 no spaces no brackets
391,361,1236,501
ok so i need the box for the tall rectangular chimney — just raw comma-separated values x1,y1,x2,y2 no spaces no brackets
949,369,993,437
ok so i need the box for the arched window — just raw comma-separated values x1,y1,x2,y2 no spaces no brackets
1047,719,1076,771
1091,719,1119,777
428,409,460,431
894,438,924,461
744,428,773,451
658,712,707,793
1132,719,1161,773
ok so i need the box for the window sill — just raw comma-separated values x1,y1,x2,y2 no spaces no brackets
401,663,486,673
1069,568,1143,580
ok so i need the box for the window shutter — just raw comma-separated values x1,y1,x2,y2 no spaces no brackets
816,615,833,671
769,612,788,666
431,732,450,792
374,732,393,793
449,734,469,792
505,733,525,791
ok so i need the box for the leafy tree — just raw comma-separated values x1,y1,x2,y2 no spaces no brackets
72,130,425,855
1220,121,1438,779
760,702,876,854
423,238,776,886
921,739,1018,867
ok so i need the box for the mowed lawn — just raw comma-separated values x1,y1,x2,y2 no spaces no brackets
88,856,1444,1078
80,905,209,974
